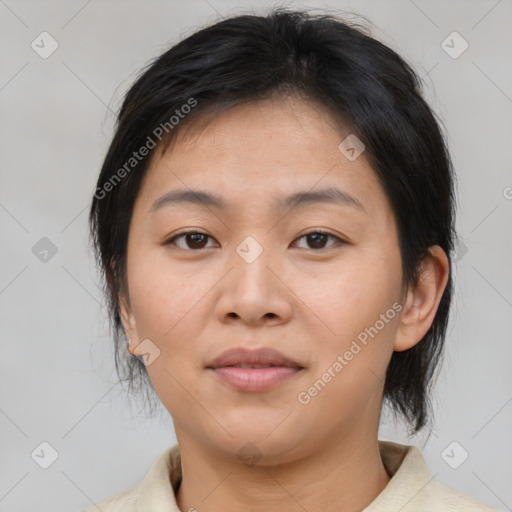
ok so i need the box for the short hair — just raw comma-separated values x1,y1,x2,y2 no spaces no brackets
89,8,456,435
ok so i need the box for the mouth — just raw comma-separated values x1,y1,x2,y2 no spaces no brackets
218,363,297,368
208,365,304,392
206,347,305,392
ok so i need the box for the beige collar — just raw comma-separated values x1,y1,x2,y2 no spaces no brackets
135,440,430,511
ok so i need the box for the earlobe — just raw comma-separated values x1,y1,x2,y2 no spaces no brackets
393,246,450,352
119,294,139,355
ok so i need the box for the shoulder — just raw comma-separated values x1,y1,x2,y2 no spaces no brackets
81,484,139,512
80,444,181,512
415,477,498,511
365,441,498,512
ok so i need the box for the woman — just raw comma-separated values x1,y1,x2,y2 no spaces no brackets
85,8,497,511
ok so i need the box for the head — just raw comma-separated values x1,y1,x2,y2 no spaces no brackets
89,8,454,456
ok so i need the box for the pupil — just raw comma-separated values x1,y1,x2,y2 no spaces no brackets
189,233,206,248
309,233,326,249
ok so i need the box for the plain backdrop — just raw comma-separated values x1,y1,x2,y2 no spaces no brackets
1,1,511,511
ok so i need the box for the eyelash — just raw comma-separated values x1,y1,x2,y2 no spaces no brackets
164,229,346,252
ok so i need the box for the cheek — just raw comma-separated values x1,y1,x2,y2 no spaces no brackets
295,251,401,397
126,254,210,414
127,248,207,337
298,251,401,339
295,295,399,424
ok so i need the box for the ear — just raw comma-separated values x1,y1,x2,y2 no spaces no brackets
119,293,140,356
394,245,450,352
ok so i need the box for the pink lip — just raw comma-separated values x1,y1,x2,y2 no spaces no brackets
206,346,302,369
210,366,303,392
206,346,304,392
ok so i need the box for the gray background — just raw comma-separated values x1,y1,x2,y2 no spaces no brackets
1,1,511,511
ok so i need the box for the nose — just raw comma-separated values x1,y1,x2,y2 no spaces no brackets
214,236,293,327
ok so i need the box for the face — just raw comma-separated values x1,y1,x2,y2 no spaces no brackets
121,96,408,463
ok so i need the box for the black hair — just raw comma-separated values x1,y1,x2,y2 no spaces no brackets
89,7,456,435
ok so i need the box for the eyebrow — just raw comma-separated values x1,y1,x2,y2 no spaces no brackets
149,186,366,214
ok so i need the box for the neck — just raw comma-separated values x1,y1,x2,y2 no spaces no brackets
175,430,391,512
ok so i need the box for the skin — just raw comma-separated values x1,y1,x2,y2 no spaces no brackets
120,95,449,512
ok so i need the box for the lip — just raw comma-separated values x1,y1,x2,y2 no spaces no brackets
206,347,304,392
210,366,304,392
206,347,303,369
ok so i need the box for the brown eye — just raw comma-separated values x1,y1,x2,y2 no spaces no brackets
293,230,344,250
165,229,344,252
166,231,216,250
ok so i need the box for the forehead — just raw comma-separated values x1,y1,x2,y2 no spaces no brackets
135,97,390,219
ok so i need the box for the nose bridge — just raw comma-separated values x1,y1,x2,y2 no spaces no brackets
216,231,287,323
232,233,273,292
235,233,268,266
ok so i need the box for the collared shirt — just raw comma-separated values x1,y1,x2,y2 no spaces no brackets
82,440,498,511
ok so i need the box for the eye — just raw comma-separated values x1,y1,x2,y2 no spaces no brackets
164,229,345,251
293,230,345,250
165,230,217,250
